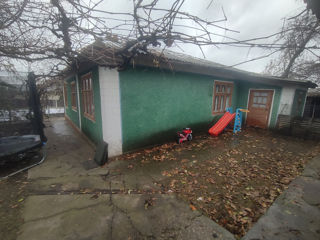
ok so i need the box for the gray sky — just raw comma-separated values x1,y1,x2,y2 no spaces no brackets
102,0,305,73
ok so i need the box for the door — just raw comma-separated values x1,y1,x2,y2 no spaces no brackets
247,90,274,128
291,89,307,117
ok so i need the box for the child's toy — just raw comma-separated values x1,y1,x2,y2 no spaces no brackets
233,108,249,134
176,128,192,144
208,108,249,136
209,108,235,136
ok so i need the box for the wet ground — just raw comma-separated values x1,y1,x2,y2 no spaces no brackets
11,117,235,240
111,128,320,238
0,172,29,240
1,117,320,239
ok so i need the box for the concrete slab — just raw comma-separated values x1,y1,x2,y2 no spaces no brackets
19,118,235,240
18,194,235,240
17,195,112,240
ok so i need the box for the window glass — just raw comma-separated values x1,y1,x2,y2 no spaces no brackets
81,73,94,120
259,104,266,108
213,81,233,114
226,96,230,108
220,96,224,110
214,96,219,111
262,97,267,104
71,82,77,110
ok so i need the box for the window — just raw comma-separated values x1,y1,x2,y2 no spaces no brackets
252,91,268,108
71,81,77,110
81,73,94,120
212,81,233,114
64,82,68,108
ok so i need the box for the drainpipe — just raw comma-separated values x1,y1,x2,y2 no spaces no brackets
75,74,82,130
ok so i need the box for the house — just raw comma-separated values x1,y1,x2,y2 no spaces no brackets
39,79,65,116
62,42,316,157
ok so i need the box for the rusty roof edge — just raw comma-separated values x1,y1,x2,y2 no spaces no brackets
63,41,317,89
131,55,317,88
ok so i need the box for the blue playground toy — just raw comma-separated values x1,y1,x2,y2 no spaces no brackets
225,107,249,134
233,108,250,133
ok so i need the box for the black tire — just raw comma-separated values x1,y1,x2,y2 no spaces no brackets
187,134,192,141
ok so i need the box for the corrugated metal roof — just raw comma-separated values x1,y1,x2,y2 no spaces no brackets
70,40,317,88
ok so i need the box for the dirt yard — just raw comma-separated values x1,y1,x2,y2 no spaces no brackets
115,128,320,238
1,125,320,239
0,172,30,240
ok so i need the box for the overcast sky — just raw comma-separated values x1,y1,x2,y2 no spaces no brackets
102,0,306,74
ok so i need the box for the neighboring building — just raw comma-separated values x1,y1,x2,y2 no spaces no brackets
41,81,64,115
63,42,316,157
303,88,320,119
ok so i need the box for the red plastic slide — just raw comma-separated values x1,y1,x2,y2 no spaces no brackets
209,112,236,136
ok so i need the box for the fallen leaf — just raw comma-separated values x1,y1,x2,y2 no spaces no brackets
190,204,197,211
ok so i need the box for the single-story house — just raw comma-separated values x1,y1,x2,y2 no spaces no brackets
62,42,316,157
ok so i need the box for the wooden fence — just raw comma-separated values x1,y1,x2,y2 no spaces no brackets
277,114,320,140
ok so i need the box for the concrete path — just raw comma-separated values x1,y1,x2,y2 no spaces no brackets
243,156,320,240
18,118,235,240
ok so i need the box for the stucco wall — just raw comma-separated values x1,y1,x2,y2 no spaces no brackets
120,68,217,151
99,67,123,157
119,67,282,151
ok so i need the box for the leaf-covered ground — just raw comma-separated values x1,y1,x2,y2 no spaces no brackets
115,128,320,238
0,173,29,240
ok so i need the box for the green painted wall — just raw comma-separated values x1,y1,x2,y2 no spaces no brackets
120,68,217,151
291,89,307,117
64,77,80,127
78,67,103,144
119,67,282,151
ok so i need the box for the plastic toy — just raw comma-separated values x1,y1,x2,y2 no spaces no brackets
209,109,235,136
176,128,192,144
209,107,249,136
233,108,249,134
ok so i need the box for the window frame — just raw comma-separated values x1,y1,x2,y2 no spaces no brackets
212,81,233,115
63,82,68,108
81,72,95,121
71,81,77,111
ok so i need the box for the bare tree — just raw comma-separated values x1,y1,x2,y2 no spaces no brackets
1,0,242,75
264,11,320,83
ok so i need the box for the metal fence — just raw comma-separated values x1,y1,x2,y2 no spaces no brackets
277,114,320,140
0,72,46,141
